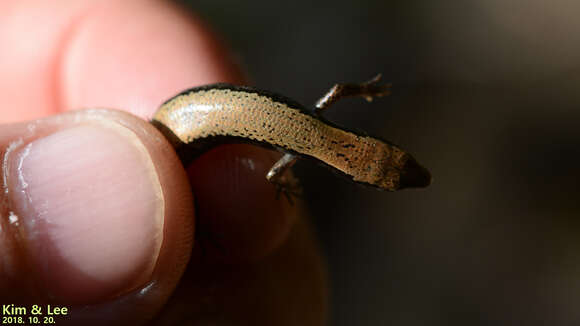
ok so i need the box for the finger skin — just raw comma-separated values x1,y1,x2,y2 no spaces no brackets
0,1,85,122
0,0,243,122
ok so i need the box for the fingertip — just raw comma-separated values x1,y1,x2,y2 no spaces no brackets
60,0,244,118
0,109,194,323
8,122,165,302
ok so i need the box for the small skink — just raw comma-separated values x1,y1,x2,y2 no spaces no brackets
151,75,431,193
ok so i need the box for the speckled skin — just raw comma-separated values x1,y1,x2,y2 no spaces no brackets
152,84,430,191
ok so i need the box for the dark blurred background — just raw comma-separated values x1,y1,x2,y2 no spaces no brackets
182,0,580,324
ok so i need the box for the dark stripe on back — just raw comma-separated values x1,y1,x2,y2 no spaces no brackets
160,83,312,117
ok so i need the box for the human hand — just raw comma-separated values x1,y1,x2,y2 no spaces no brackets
0,1,326,324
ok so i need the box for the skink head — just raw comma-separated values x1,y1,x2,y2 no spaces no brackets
369,144,431,191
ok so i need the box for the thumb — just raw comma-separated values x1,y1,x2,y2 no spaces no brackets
0,109,193,325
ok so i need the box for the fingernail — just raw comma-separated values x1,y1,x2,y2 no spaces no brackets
8,122,164,302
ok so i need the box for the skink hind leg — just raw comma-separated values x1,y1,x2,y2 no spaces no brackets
314,73,391,116
267,153,297,180
267,153,302,205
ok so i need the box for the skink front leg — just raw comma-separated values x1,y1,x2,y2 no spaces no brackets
314,74,391,116
266,153,301,204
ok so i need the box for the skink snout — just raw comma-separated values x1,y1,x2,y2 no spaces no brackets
398,155,432,189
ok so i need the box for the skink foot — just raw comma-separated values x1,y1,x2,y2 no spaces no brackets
314,73,391,115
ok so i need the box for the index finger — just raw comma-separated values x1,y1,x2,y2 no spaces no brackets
0,0,243,122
